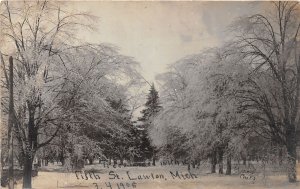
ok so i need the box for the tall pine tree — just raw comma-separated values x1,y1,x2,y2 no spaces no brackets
138,84,162,165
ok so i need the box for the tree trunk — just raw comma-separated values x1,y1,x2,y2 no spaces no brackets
218,148,224,174
243,157,246,166
286,125,297,182
211,151,217,173
23,154,33,189
61,157,65,166
17,152,24,168
59,150,65,166
152,157,156,166
152,151,156,166
89,158,93,165
278,147,283,166
195,160,200,169
8,56,14,189
226,155,231,175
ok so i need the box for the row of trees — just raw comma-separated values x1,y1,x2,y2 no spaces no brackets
0,1,299,188
150,1,299,182
0,1,149,188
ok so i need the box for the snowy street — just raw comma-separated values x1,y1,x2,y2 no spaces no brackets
4,163,300,189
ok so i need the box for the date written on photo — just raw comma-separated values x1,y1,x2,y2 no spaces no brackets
92,182,137,189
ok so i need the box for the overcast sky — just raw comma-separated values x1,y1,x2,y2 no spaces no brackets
69,1,264,83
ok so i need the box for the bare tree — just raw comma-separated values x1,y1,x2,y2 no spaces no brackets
1,1,145,188
0,1,95,188
232,1,300,182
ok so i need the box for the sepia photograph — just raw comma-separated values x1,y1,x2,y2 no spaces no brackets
0,1,300,189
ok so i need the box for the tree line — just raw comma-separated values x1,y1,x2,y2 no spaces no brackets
0,1,149,188
0,1,299,189
150,1,299,183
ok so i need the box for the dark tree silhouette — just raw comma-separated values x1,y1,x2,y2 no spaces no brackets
138,84,162,165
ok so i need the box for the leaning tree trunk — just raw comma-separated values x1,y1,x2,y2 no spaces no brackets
286,124,297,182
23,154,33,189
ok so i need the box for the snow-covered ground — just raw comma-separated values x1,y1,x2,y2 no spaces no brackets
4,163,300,189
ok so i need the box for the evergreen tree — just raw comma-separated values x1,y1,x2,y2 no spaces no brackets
138,84,162,165
139,84,162,123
